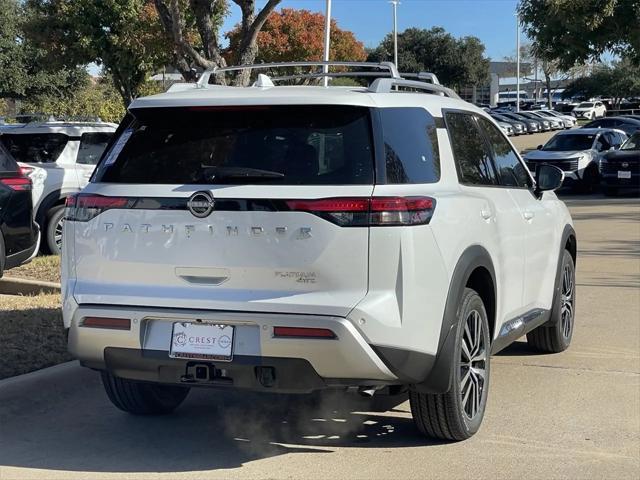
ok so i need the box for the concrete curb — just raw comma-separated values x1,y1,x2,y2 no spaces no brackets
0,276,61,295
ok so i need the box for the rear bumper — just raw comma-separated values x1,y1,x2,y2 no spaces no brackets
67,303,407,391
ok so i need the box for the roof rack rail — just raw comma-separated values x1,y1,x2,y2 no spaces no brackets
368,78,460,99
400,72,441,84
196,61,401,87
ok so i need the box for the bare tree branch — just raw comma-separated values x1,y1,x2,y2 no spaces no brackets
155,0,281,86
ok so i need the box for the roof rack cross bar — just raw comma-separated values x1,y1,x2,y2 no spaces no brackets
368,78,460,99
197,61,401,87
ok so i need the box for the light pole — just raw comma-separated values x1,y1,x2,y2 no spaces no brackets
322,0,332,87
516,11,520,112
390,1,400,67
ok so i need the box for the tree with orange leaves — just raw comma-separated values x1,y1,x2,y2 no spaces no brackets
227,8,366,65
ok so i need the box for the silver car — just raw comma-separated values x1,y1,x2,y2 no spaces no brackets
524,128,628,190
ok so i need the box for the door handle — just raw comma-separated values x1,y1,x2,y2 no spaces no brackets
481,209,493,220
523,211,535,221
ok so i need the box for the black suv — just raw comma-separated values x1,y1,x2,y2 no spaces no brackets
0,144,39,277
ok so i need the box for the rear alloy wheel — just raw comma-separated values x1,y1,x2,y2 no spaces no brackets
409,288,490,441
45,206,65,255
527,250,576,353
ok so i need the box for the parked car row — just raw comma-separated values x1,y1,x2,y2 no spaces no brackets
0,121,116,254
490,109,577,135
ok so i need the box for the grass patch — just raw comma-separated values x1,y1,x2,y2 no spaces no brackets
7,255,61,283
0,293,70,379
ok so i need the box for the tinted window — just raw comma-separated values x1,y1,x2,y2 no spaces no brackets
446,112,497,186
77,132,113,165
0,143,18,172
97,106,374,185
477,117,530,188
379,108,440,184
0,133,68,163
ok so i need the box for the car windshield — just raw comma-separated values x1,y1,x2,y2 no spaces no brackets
621,132,640,150
542,134,595,151
578,102,594,108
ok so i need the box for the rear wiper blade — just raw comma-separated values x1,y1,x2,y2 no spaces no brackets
201,165,285,181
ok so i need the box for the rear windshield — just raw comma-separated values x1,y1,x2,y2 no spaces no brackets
0,133,68,163
95,106,374,185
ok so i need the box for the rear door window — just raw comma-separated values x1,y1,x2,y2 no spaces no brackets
378,107,440,183
0,133,68,163
445,112,498,186
77,132,113,165
476,117,530,188
96,106,374,185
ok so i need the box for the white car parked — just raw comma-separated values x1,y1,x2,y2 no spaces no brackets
572,101,607,120
62,62,577,441
0,121,116,253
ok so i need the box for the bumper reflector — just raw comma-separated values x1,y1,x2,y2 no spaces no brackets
273,326,336,339
81,316,131,330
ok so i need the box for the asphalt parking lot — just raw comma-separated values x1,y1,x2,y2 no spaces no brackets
0,192,638,480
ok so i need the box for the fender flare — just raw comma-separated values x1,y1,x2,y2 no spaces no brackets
412,245,496,394
544,224,577,326
35,189,75,229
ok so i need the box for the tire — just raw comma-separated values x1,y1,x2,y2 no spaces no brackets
45,206,65,255
527,250,575,353
604,186,618,196
409,288,491,441
580,164,599,193
101,371,190,415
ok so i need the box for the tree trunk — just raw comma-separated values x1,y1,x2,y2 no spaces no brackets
545,73,552,109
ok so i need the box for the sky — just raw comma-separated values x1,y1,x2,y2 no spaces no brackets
221,0,523,60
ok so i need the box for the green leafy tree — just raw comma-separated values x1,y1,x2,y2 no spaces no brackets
518,0,640,70
367,27,490,89
25,0,173,107
0,0,87,100
20,78,132,123
563,58,640,108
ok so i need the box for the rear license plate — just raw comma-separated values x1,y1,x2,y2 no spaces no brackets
618,171,632,179
170,322,234,361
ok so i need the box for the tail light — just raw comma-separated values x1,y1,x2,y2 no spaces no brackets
285,196,435,227
0,176,31,191
18,164,34,177
65,194,129,222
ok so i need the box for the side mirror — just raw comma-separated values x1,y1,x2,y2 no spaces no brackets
536,144,543,150
535,164,564,197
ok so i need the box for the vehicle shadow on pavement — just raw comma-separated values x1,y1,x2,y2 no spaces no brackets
0,363,441,474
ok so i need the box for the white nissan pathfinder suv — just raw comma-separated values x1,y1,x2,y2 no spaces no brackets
61,62,577,441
